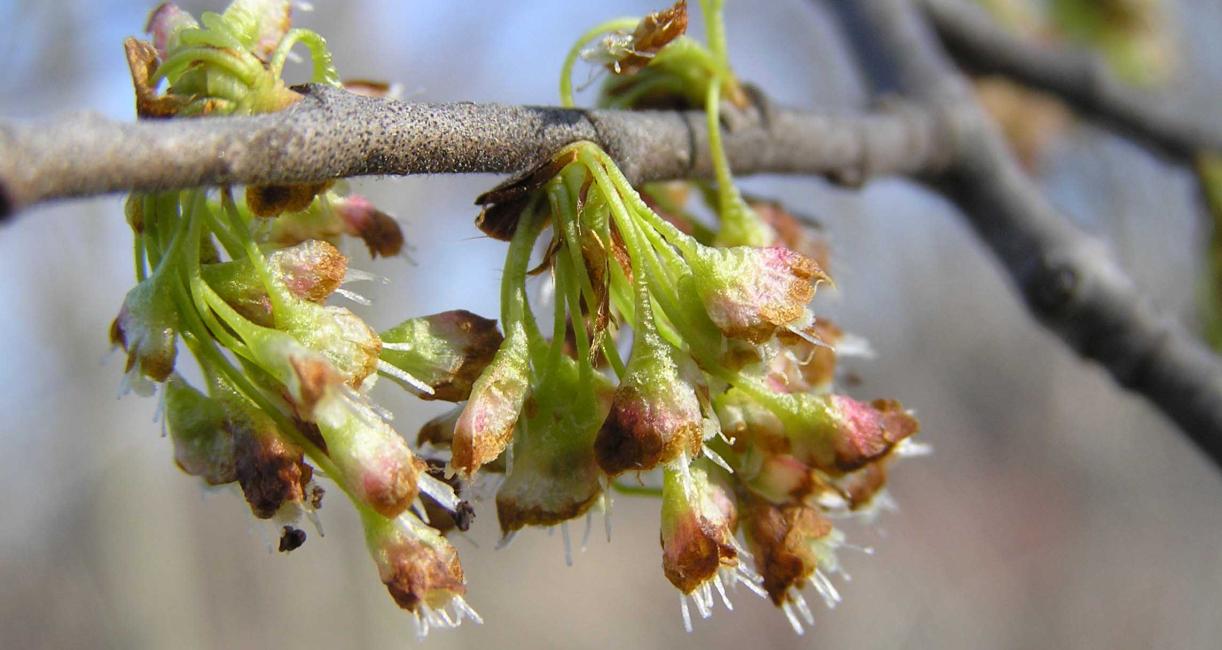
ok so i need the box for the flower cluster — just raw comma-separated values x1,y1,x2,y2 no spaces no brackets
469,137,921,633
116,0,483,636
453,0,921,633
116,0,923,639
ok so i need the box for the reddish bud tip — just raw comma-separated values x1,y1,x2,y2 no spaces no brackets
692,246,828,343
335,195,405,258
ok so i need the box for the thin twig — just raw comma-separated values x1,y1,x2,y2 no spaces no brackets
827,0,1222,471
919,0,1222,159
0,84,952,218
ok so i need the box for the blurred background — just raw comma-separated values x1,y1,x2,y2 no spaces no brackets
1,1,1221,648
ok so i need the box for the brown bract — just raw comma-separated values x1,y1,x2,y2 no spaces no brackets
233,426,312,519
288,355,339,416
662,508,738,593
474,148,578,240
379,537,466,612
743,499,833,605
611,0,689,76
124,38,183,118
246,181,332,218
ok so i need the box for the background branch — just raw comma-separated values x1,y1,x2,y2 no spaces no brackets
919,0,1222,159
827,0,1222,470
0,84,951,218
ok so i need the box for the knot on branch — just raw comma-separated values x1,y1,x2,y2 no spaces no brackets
1024,256,1079,320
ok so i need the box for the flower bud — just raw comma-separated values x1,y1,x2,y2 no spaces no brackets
334,195,405,258
285,302,382,389
687,245,828,343
496,358,609,534
203,239,348,327
595,296,703,475
789,395,918,474
417,407,507,473
660,465,739,594
363,511,480,633
313,393,424,518
164,375,236,486
380,310,504,401
111,271,179,386
742,497,843,607
231,322,345,419
145,3,198,61
450,324,530,477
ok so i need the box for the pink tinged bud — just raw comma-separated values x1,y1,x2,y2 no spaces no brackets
380,310,504,402
111,271,179,385
314,394,423,518
789,394,919,474
164,375,236,486
334,195,405,258
595,305,703,475
743,497,842,606
417,407,507,474
496,357,610,535
269,239,348,303
689,245,829,343
203,239,348,327
450,324,531,477
660,466,739,594
145,3,198,60
364,512,478,629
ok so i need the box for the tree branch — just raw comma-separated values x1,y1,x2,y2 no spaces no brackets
827,0,1222,470
919,0,1222,160
0,84,952,218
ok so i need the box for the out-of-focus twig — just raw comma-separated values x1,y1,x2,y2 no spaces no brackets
919,0,1222,159
827,0,1222,471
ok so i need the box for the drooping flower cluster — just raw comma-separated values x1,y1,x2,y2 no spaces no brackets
116,0,923,640
451,0,921,633
116,1,483,636
468,136,921,633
